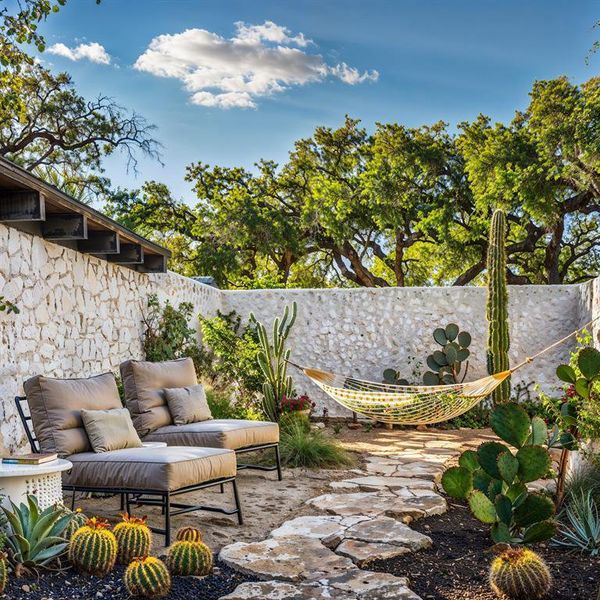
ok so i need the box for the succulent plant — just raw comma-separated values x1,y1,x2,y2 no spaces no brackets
423,323,472,385
0,552,6,594
167,540,213,576
489,546,552,599
114,513,152,565
441,402,557,543
382,368,410,386
69,517,117,576
2,495,70,576
176,526,203,543
486,208,511,404
250,302,297,422
124,556,171,599
61,507,88,540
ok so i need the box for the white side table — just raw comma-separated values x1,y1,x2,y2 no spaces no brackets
0,459,72,510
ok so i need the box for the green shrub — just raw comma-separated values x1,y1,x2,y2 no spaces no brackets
444,406,491,429
279,418,353,468
206,389,262,421
564,461,600,505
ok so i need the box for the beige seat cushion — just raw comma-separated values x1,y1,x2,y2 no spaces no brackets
81,408,143,453
24,373,122,457
145,419,280,450
63,446,236,492
164,384,212,425
120,358,197,437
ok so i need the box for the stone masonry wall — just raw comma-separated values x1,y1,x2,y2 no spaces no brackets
0,221,598,451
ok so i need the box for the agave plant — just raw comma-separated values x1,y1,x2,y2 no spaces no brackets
556,491,600,555
2,496,70,576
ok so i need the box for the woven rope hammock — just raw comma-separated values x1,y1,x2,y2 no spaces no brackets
290,317,599,425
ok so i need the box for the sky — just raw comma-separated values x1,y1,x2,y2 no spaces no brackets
38,0,600,201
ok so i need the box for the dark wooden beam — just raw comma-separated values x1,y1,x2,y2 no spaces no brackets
0,190,45,221
107,243,144,264
78,231,120,254
42,213,88,240
137,254,167,273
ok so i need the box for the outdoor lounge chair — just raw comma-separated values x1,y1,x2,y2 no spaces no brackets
119,357,282,480
17,372,243,545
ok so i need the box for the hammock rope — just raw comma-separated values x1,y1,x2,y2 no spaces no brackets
290,315,600,425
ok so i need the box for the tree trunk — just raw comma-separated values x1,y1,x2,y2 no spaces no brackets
544,219,564,284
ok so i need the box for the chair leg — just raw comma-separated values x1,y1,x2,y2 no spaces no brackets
120,493,125,511
125,493,131,515
164,492,171,546
219,483,224,493
275,445,283,481
71,490,76,511
232,479,243,525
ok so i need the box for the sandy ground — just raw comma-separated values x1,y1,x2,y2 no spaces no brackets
73,425,495,554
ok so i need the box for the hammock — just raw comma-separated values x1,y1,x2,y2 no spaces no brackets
291,317,599,425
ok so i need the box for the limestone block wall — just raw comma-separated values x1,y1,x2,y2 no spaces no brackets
0,219,598,450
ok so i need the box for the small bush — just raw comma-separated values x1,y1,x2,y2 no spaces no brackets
279,418,353,468
206,389,262,421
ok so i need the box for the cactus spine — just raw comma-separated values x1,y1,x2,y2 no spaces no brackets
64,508,88,540
486,208,511,403
124,556,171,599
251,302,297,422
176,526,203,543
68,517,117,576
489,547,552,599
0,552,7,593
114,514,152,564
167,540,213,576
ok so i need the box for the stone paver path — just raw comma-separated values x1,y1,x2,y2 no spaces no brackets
219,428,495,599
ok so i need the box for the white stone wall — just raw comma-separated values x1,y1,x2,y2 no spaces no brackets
1,221,598,450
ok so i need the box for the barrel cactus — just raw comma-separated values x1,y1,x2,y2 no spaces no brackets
422,323,472,385
0,551,7,593
441,402,557,543
69,517,117,576
489,546,552,599
486,208,511,403
114,514,152,564
64,508,88,540
124,556,171,599
167,540,213,576
176,526,203,543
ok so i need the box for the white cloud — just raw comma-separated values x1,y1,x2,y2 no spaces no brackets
47,42,111,65
133,21,378,109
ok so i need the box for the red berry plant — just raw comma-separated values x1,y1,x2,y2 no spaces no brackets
280,395,315,414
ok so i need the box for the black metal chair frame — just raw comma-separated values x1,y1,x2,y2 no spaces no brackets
15,396,243,546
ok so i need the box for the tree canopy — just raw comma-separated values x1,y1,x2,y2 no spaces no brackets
107,76,600,288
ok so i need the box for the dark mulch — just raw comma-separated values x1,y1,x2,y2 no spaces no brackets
369,501,600,600
2,560,256,600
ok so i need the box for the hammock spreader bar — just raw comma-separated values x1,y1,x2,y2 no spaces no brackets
290,315,599,425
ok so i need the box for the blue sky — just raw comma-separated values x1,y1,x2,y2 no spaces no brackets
39,0,599,201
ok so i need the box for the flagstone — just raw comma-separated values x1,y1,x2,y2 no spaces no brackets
269,515,369,540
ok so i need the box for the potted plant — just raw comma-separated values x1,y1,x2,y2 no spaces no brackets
280,395,315,418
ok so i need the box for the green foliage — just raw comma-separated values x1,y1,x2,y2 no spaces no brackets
124,556,171,599
0,296,18,314
441,403,557,544
199,311,263,400
279,418,353,468
0,550,7,594
489,547,552,600
113,514,152,565
167,540,212,576
2,495,70,575
444,405,491,429
556,490,600,555
206,389,262,421
251,303,297,422
423,323,472,385
382,369,409,386
486,209,511,404
68,517,117,576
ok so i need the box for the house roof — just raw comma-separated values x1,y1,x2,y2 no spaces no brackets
0,156,170,272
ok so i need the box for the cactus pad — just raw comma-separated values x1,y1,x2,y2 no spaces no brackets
441,466,473,499
469,490,497,524
516,446,551,482
490,403,530,448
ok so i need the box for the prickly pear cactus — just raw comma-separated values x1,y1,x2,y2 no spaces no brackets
486,208,511,403
124,556,171,599
441,402,557,544
422,323,472,385
114,513,152,564
489,547,552,599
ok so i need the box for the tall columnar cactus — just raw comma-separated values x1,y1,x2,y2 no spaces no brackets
114,514,152,565
124,556,171,599
489,547,552,599
250,302,297,422
176,526,203,543
69,518,117,576
486,208,511,403
441,402,557,544
167,540,213,576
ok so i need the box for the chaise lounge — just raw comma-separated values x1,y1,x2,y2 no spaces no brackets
120,357,282,480
17,372,243,545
